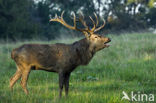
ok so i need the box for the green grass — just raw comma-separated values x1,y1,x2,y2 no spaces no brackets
0,33,156,103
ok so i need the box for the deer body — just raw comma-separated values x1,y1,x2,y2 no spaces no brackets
10,11,111,97
11,39,94,73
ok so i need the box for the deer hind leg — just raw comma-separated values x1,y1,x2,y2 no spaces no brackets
10,65,22,90
20,65,31,95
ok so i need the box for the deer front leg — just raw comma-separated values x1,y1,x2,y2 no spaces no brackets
64,73,70,97
59,72,65,98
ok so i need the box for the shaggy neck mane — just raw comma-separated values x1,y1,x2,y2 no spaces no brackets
72,38,96,65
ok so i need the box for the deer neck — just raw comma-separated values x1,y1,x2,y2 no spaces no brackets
72,38,96,65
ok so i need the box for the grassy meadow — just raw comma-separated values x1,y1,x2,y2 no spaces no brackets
0,33,156,103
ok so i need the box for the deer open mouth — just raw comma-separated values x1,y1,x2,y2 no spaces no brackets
104,43,110,47
104,40,111,47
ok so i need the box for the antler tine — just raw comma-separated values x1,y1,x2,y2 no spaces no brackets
71,11,87,32
55,13,58,18
94,18,106,32
49,13,59,22
71,12,76,27
89,16,96,32
61,11,65,19
79,11,84,19
79,12,88,28
94,12,98,26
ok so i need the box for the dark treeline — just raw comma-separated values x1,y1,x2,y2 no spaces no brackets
0,0,156,41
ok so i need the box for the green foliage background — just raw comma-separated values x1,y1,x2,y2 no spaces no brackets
0,0,156,40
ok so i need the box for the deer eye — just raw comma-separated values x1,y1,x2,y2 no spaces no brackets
95,37,98,38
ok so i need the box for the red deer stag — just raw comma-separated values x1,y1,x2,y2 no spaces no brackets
10,11,111,97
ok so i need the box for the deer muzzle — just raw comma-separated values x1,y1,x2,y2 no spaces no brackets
104,38,111,47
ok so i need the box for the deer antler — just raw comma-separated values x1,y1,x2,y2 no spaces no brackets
78,12,106,33
94,18,105,32
78,12,88,29
50,11,87,33
89,13,105,33
50,11,106,35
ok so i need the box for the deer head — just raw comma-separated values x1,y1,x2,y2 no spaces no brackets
50,11,111,52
